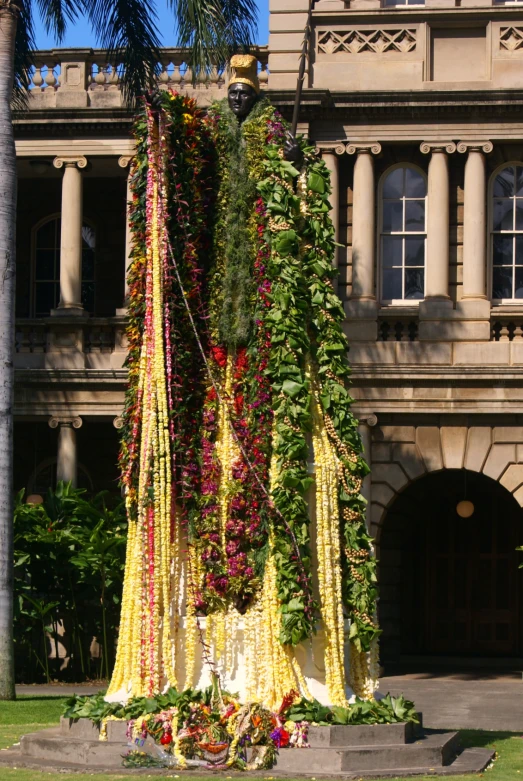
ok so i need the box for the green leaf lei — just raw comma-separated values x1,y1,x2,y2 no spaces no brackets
256,129,380,650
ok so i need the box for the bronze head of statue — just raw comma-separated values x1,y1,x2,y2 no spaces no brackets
227,54,302,163
227,82,258,120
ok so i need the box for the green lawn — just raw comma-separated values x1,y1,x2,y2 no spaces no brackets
0,697,521,781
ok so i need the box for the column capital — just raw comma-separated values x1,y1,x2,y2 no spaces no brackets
49,415,83,430
118,155,134,169
113,415,124,430
358,413,378,427
315,143,346,156
457,140,493,154
346,142,382,156
53,155,88,170
420,141,456,155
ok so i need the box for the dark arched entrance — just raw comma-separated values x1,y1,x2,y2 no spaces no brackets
379,469,523,667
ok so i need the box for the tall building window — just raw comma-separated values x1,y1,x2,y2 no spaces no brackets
491,165,523,301
33,217,96,316
383,0,423,5
380,165,426,303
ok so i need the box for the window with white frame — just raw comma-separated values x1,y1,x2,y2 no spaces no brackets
383,0,424,6
380,166,426,303
491,165,523,301
33,217,96,316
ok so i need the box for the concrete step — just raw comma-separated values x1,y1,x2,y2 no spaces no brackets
21,730,128,768
60,716,127,742
273,732,460,773
60,717,418,747
307,722,417,747
6,727,496,777
273,747,495,778
23,728,458,773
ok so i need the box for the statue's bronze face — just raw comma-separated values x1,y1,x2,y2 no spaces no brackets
228,83,258,119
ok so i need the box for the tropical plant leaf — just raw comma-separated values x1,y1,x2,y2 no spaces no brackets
81,0,162,103
167,0,257,77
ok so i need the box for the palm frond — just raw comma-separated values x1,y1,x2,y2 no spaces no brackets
81,0,162,104
34,0,79,42
12,0,36,111
167,0,257,76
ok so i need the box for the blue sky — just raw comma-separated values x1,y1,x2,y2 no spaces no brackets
32,0,269,49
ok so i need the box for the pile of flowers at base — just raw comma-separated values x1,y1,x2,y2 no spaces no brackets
63,684,418,771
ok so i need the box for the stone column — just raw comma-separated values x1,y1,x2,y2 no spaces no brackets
345,142,382,341
321,146,344,292
420,142,456,302
52,156,88,316
116,156,134,314
459,141,493,301
49,415,83,487
418,143,455,340
358,413,378,516
452,141,494,340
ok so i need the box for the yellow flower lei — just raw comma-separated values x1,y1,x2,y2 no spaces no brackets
311,369,347,706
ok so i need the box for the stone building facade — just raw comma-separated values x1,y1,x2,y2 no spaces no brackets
14,0,523,669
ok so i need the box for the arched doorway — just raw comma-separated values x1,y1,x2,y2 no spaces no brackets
379,469,523,667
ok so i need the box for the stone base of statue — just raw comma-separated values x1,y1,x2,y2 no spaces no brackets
0,716,494,777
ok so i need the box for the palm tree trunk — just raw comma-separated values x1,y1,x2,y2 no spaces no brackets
0,1,18,701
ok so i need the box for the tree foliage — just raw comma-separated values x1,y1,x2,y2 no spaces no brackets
11,0,258,103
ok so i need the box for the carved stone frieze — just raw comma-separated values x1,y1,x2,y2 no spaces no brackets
317,28,416,56
500,27,523,52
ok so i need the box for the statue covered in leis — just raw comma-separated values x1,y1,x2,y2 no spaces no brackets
107,54,380,709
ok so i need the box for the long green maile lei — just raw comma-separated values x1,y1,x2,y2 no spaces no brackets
258,139,379,651
208,98,275,348
258,143,318,646
300,150,380,652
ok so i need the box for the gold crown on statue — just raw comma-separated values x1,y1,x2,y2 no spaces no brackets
228,54,260,94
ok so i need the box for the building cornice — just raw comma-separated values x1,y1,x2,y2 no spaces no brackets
14,89,523,135
15,369,127,383
267,89,523,124
311,5,523,19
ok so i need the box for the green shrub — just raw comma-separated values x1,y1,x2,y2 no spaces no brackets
13,482,127,683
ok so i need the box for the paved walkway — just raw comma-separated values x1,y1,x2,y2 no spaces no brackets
17,683,105,697
380,670,523,731
16,670,523,732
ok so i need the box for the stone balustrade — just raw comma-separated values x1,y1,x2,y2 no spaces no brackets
25,47,269,109
491,314,523,342
377,313,419,343
15,317,127,370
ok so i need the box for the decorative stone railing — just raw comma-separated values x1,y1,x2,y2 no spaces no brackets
377,311,419,342
15,320,48,354
491,314,523,342
15,317,128,370
24,47,269,110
